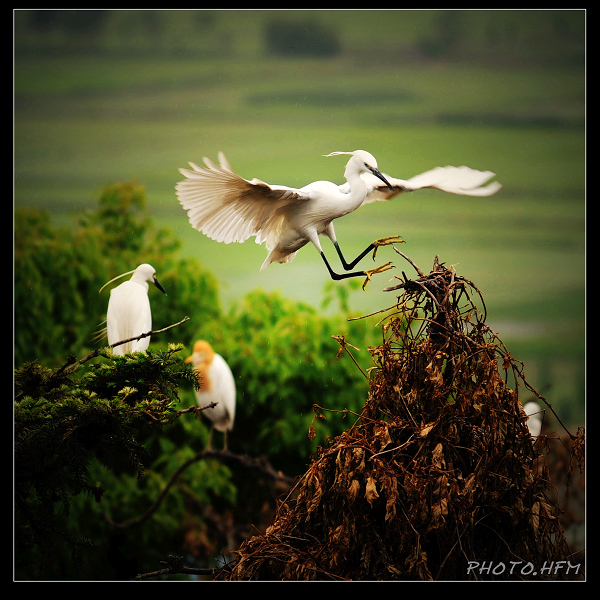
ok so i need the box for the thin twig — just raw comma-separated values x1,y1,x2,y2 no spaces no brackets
173,403,217,418
64,316,191,372
369,434,415,460
347,303,399,321
135,554,234,580
393,247,425,276
108,316,191,352
331,334,368,379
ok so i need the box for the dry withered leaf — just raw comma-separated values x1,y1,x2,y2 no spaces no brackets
419,422,436,437
347,479,360,502
365,476,379,508
431,443,446,470
373,422,393,450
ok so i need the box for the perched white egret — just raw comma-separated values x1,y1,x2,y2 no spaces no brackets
185,340,236,450
176,150,501,284
523,401,543,439
100,263,167,355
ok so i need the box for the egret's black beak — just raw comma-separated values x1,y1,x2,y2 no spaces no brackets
370,167,394,191
154,277,167,295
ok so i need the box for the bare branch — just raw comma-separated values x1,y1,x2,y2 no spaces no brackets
135,554,233,581
62,316,191,372
331,334,368,379
108,316,191,353
392,247,425,276
101,449,295,530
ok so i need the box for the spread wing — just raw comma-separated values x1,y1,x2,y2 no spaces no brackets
176,152,308,245
352,165,502,205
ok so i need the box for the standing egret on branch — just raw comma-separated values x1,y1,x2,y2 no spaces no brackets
100,263,167,355
185,340,236,450
176,150,501,287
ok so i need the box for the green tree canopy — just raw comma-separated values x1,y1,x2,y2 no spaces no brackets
14,181,377,579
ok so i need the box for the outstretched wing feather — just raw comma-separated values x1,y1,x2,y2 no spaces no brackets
176,154,308,244
359,165,501,204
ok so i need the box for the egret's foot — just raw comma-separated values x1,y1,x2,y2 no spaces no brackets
371,235,405,259
362,262,394,290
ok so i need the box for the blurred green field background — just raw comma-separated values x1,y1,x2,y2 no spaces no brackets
14,10,585,424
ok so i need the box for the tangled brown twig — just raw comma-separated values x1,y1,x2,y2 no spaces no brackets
224,254,584,581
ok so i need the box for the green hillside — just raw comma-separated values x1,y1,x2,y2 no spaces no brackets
15,9,585,422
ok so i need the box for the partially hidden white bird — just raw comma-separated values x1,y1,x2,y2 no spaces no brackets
185,340,236,450
176,150,501,285
523,401,543,439
100,263,167,355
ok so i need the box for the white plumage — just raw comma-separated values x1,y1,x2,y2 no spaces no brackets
523,401,543,439
185,340,236,450
102,263,166,355
351,164,502,203
176,150,501,283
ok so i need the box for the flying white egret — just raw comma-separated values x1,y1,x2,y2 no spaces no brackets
100,263,167,355
523,401,543,439
185,340,236,450
176,150,501,285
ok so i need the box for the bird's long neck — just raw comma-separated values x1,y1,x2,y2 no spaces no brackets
130,273,150,290
342,167,369,211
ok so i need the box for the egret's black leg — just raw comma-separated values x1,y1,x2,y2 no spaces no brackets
333,241,376,270
320,252,368,280
320,252,394,288
333,236,404,271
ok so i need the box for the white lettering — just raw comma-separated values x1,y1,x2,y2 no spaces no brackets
521,562,535,575
508,561,522,575
466,561,480,575
479,561,492,575
566,561,581,575
467,559,582,578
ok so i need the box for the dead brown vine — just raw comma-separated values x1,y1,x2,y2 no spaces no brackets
224,254,584,581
